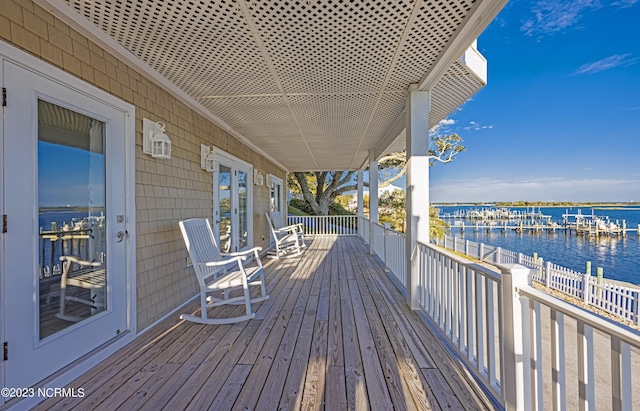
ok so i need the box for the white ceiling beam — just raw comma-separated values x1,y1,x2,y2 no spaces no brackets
373,111,406,161
348,0,425,170
419,0,509,91
235,0,319,170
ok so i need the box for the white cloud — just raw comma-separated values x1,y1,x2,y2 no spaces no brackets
572,53,638,75
430,118,456,135
431,177,640,203
612,0,638,7
521,0,602,36
522,0,638,37
463,121,494,132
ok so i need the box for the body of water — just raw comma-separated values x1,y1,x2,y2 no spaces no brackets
437,205,640,286
38,208,105,273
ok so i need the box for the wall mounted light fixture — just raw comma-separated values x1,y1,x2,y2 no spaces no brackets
254,169,264,186
200,144,215,172
143,118,172,159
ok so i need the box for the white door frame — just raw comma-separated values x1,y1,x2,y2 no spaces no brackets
268,174,285,246
213,150,254,252
0,40,136,400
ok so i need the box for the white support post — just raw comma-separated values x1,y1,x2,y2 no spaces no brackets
357,169,364,240
582,274,590,305
369,150,378,255
545,261,552,288
501,264,532,411
357,169,364,217
405,88,430,310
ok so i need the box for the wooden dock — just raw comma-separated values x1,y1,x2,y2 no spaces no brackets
447,221,639,237
33,236,490,411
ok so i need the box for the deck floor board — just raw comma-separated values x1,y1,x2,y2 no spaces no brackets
33,236,491,411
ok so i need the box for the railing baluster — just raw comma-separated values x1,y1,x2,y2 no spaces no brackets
476,273,485,376
487,277,496,388
445,257,451,335
452,260,459,344
577,321,595,411
530,300,543,411
467,268,475,365
551,309,566,411
611,336,632,411
459,265,467,354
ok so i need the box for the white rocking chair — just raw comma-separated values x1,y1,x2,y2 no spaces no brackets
265,212,306,259
179,218,268,324
57,255,105,322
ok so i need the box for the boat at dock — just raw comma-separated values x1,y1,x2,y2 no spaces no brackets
439,206,638,238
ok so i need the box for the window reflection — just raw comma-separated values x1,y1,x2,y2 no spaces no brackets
219,165,232,253
38,100,107,339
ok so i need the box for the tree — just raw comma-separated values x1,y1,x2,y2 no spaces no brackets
290,171,358,216
378,188,406,232
377,189,449,239
378,133,465,188
289,132,465,216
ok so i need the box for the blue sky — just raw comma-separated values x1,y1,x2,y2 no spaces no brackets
39,142,105,207
429,0,640,203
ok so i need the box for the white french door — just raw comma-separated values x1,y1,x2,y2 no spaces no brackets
2,60,131,390
268,175,284,246
214,155,252,253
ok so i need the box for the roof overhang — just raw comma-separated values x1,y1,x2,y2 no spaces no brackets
37,0,508,172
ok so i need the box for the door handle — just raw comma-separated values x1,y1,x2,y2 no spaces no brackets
117,230,128,242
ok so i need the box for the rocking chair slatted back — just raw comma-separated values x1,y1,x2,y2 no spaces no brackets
180,218,225,284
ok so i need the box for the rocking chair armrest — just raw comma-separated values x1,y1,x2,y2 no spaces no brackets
273,224,303,234
286,222,304,230
221,246,263,258
59,255,102,267
201,255,246,267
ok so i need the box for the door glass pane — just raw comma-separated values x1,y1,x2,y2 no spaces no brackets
238,170,248,250
219,165,232,253
270,180,282,213
38,100,107,339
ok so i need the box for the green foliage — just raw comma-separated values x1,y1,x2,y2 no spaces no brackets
289,197,353,216
378,189,406,232
334,195,352,209
288,204,309,216
289,198,313,214
329,201,354,215
375,190,448,238
430,206,449,239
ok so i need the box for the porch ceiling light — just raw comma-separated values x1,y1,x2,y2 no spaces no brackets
201,144,215,172
143,118,172,159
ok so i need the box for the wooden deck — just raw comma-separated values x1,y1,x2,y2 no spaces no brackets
35,236,490,411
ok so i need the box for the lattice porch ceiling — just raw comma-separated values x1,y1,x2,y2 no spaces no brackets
58,0,506,171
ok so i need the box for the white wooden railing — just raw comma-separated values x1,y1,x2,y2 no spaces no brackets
358,215,369,243
438,235,640,326
417,242,504,402
359,222,640,410
287,215,358,236
516,285,640,411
